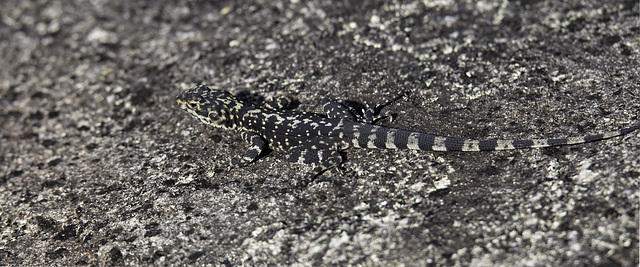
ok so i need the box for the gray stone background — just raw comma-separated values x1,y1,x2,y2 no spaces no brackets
1,0,638,265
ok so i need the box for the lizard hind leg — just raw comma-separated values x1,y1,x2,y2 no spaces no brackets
287,148,344,187
322,98,357,120
264,96,295,110
322,91,407,124
363,90,407,123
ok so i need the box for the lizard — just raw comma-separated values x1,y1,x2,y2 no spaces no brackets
176,85,639,186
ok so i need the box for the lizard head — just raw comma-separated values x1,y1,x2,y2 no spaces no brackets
177,85,241,129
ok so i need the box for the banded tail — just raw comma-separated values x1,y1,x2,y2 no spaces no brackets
346,123,639,152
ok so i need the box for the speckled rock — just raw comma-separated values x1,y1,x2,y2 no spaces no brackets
1,0,638,265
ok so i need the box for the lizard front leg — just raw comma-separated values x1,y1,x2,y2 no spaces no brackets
208,131,267,177
228,131,267,168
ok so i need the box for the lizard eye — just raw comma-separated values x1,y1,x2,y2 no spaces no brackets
187,103,198,109
209,111,218,119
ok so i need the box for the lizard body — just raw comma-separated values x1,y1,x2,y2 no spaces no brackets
177,85,638,184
